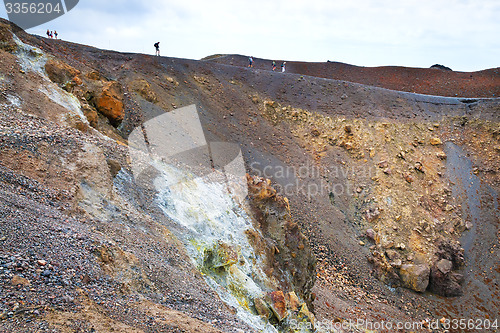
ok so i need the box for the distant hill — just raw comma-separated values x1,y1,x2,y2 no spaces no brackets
205,54,500,98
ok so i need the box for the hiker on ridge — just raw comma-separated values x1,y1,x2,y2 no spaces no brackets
54,31,58,39
154,42,160,56
248,56,253,68
281,62,286,72
46,29,50,38
272,61,276,71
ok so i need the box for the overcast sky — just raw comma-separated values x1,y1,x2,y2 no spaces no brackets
1,0,499,71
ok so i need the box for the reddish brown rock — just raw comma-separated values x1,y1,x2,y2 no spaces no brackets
268,291,288,322
94,81,124,126
247,175,316,309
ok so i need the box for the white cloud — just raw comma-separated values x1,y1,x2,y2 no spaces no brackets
0,0,498,70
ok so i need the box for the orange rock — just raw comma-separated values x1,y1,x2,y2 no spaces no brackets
268,291,288,322
95,81,124,126
72,75,83,86
288,291,300,311
430,137,442,145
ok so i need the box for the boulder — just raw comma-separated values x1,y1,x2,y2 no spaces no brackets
94,81,124,126
268,291,288,322
436,259,453,274
429,264,463,296
431,64,452,71
311,129,321,137
364,207,380,223
107,159,122,178
404,172,415,183
385,249,400,261
399,264,430,292
378,160,388,168
428,242,465,297
368,251,400,286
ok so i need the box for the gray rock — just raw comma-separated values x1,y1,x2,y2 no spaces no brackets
365,229,377,241
436,259,453,274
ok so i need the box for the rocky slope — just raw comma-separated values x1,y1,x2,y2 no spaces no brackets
0,18,499,332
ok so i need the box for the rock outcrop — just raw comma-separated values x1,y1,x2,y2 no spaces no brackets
247,175,317,308
44,59,81,91
0,22,17,53
93,81,124,126
431,64,452,71
129,78,158,103
252,290,316,331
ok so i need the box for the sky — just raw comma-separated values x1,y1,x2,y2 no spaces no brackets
1,0,499,71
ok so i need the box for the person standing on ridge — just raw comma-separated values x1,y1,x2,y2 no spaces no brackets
248,56,254,68
272,61,276,71
54,31,58,39
281,61,286,72
154,42,160,56
46,29,50,38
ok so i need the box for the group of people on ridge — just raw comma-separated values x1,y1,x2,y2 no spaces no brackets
46,29,58,39
151,47,285,73
250,57,286,72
